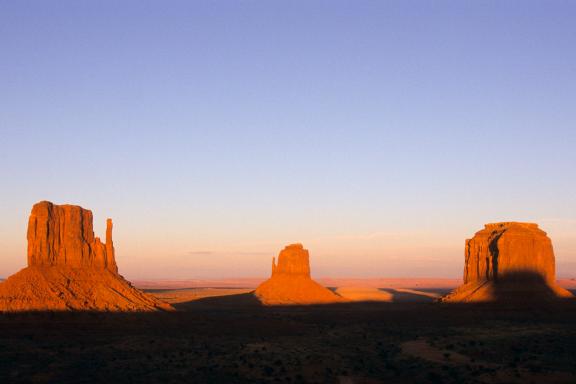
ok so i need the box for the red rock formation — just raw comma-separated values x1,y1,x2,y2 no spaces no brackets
442,222,573,302
0,201,173,312
255,244,345,305
27,201,118,272
271,243,311,277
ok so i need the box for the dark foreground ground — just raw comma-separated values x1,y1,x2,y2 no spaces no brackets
1,289,576,384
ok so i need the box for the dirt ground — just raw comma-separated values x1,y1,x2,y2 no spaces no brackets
1,288,576,383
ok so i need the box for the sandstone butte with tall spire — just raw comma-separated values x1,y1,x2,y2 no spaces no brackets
0,201,173,312
254,243,346,305
442,222,573,303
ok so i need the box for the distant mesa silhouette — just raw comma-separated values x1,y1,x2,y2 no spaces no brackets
254,243,346,305
442,222,573,303
0,201,173,312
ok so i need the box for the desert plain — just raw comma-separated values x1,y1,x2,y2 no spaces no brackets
1,279,576,384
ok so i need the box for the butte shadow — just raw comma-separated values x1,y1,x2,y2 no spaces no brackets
441,222,574,303
0,201,173,312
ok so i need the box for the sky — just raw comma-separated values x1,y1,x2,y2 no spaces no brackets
1,1,575,280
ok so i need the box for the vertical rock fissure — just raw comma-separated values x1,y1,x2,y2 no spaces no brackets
443,222,573,302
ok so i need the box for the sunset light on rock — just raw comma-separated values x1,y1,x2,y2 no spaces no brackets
1,1,575,383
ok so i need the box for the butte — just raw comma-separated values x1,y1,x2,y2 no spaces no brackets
0,201,173,311
254,243,345,305
442,222,573,303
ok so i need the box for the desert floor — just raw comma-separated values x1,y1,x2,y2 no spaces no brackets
1,287,576,383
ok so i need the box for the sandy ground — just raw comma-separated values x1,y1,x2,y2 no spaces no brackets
335,287,394,302
148,288,254,304
136,278,575,306
133,277,464,290
133,277,576,292
146,286,444,305
394,288,441,299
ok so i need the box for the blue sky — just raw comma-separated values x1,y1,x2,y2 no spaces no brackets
1,1,575,279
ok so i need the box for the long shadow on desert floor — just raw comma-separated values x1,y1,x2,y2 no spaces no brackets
2,298,576,384
167,287,443,311
173,292,262,310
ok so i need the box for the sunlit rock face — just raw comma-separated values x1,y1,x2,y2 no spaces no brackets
0,201,173,312
27,201,118,272
271,243,311,277
255,244,346,305
442,222,573,302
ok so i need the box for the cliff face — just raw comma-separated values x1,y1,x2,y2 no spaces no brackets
255,244,345,305
27,201,117,273
463,222,555,284
443,222,573,303
272,243,311,277
0,201,172,312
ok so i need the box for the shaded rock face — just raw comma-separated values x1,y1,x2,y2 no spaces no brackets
27,201,117,272
0,201,173,312
255,244,345,305
463,222,555,284
443,222,573,303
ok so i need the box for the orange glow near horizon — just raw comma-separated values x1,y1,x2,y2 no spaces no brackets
1,216,574,280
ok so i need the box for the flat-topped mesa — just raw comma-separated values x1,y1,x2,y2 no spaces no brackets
443,222,573,302
255,243,345,305
27,201,117,273
464,222,554,285
271,243,311,277
483,222,539,231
